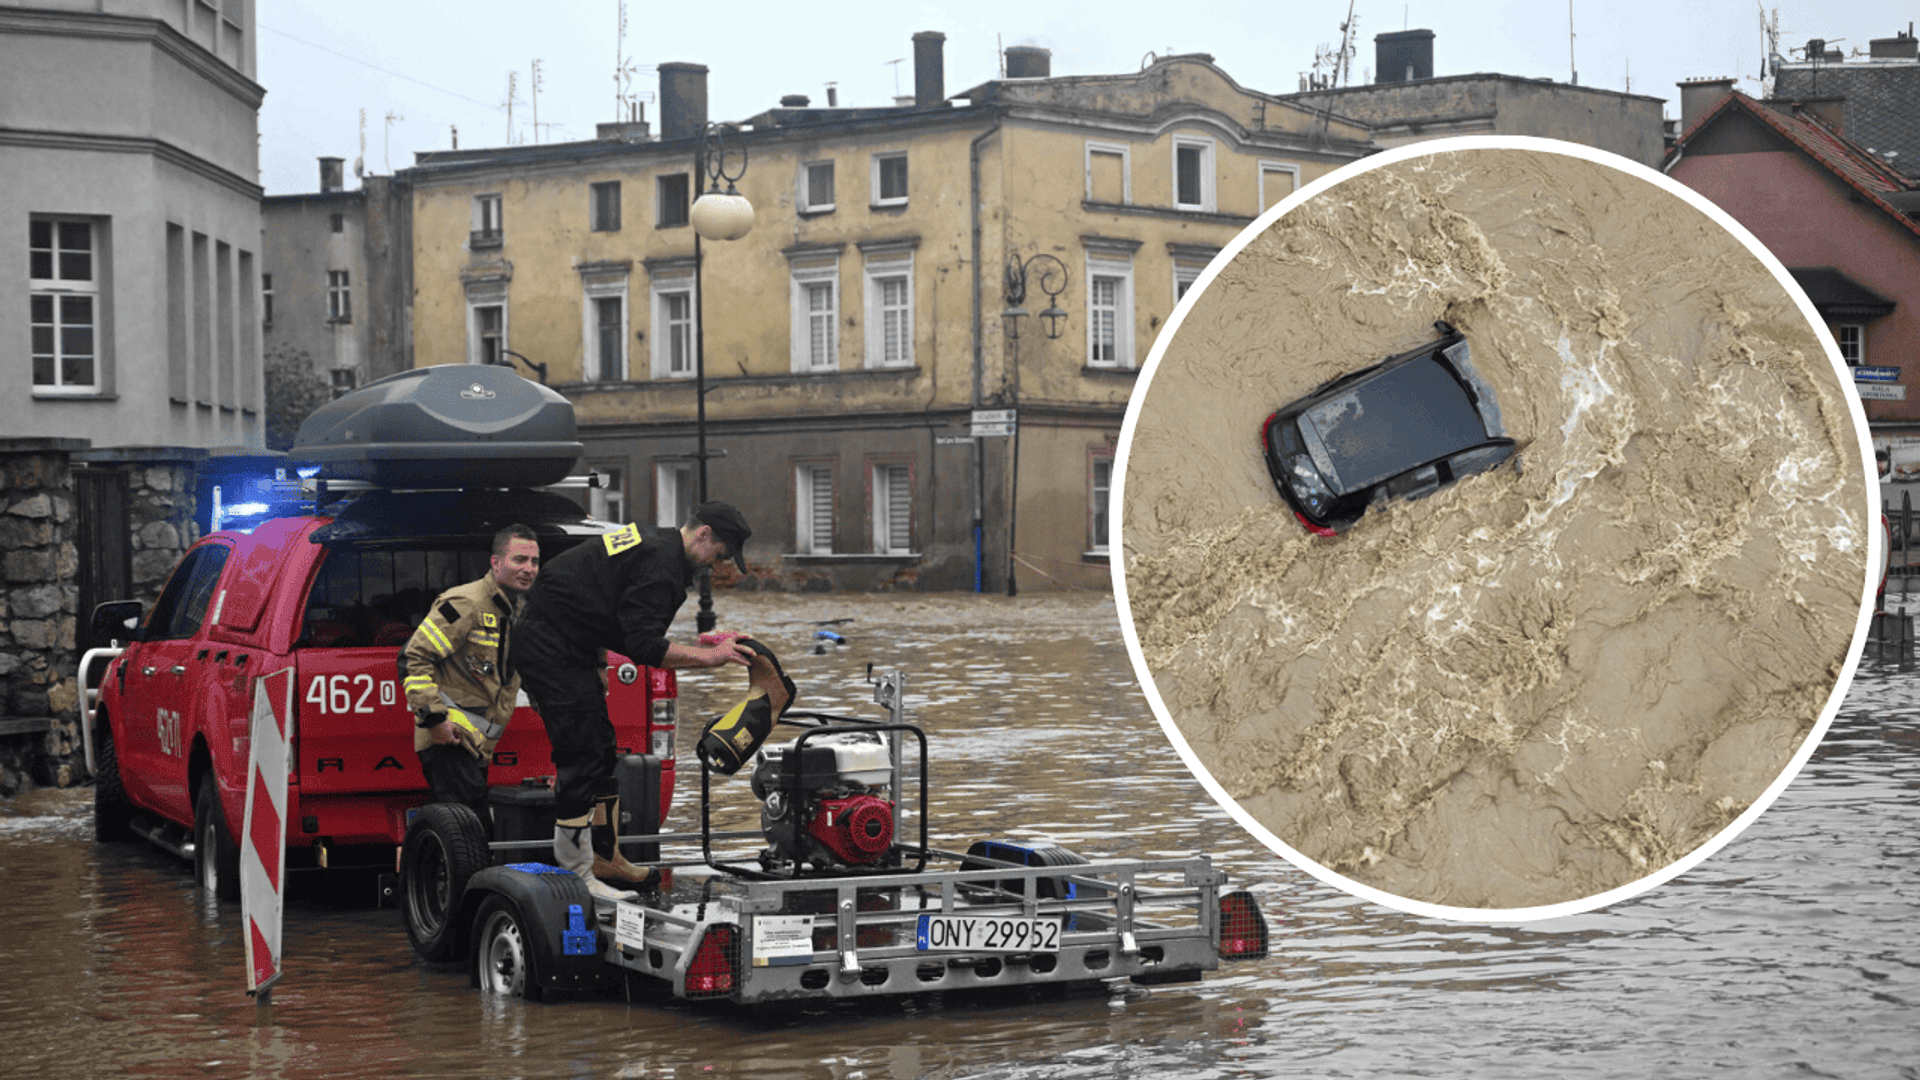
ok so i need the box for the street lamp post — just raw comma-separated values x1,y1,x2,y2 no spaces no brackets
998,253,1069,598
689,122,753,633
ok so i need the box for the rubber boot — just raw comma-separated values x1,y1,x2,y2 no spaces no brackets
591,797,661,891
555,813,636,909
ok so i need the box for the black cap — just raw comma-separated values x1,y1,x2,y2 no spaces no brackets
694,500,752,573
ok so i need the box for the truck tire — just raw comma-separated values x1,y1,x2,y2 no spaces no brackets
194,774,242,902
472,894,543,1001
92,721,136,843
401,802,491,962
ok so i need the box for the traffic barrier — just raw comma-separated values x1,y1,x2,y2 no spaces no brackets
241,666,295,997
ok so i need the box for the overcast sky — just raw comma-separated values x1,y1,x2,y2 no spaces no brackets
256,0,1917,195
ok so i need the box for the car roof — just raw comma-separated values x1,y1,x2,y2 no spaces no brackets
1299,355,1490,494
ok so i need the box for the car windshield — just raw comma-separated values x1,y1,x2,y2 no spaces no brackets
1298,356,1489,494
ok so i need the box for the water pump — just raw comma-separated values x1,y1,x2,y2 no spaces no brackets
749,731,895,873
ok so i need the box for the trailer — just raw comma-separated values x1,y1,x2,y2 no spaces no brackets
400,668,1271,1006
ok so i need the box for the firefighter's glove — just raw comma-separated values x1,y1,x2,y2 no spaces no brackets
445,708,487,759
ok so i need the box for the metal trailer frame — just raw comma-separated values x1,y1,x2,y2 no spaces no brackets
457,669,1268,1006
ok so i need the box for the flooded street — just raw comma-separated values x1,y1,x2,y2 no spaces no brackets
1,591,1916,1078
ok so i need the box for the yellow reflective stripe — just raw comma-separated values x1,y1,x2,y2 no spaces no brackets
467,632,500,646
403,675,436,690
417,620,454,656
446,707,505,740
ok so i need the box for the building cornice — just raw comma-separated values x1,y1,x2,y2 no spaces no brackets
0,126,262,200
0,5,264,108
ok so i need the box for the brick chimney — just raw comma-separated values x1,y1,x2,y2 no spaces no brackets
1375,30,1435,83
1004,45,1050,78
658,62,709,142
1870,30,1918,60
913,31,946,107
1678,77,1736,133
318,156,344,193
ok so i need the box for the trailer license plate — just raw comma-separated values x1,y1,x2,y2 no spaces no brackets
916,914,1061,953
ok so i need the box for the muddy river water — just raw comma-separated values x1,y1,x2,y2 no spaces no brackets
0,592,1914,1078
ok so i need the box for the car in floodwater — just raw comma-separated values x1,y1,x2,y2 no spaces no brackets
1260,321,1517,536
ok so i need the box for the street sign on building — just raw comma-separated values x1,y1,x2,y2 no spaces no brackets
1856,383,1907,401
971,409,1017,437
1854,365,1901,383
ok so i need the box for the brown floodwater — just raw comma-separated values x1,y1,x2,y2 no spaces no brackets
1,592,1916,1078
1120,144,1871,912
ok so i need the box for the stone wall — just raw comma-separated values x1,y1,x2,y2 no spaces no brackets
0,440,86,795
127,463,200,607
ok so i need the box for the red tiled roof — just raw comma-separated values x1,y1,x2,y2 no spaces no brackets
1674,90,1920,241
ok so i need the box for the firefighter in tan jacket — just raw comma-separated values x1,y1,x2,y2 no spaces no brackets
399,524,540,832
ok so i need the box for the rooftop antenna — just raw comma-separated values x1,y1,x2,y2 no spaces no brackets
886,56,905,98
614,0,631,119
1758,4,1785,95
503,70,520,144
357,107,367,180
1334,1,1358,88
383,111,404,172
1569,0,1578,85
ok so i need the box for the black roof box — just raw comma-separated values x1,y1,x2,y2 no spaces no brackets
292,365,583,488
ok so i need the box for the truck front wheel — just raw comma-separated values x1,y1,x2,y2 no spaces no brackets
92,722,135,843
400,802,491,962
193,775,242,902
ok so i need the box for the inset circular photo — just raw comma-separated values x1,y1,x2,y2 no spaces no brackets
1115,137,1876,920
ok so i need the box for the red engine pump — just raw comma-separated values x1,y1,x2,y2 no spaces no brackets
804,794,894,864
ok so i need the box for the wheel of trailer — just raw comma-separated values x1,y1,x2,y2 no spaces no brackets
193,774,241,902
472,894,542,1001
400,802,491,962
92,720,135,843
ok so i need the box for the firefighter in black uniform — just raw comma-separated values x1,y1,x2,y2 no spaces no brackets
516,501,754,905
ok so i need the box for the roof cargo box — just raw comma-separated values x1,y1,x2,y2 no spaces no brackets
292,365,584,489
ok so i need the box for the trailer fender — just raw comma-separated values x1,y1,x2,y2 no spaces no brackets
460,865,617,996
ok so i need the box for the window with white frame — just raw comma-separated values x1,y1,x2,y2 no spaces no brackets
796,463,835,554
1085,255,1134,368
1837,324,1864,365
871,462,912,555
470,302,505,366
589,465,626,522
1089,454,1113,554
862,245,914,369
655,461,693,528
472,194,503,246
1174,263,1203,301
590,181,622,232
1172,136,1216,212
29,217,103,393
581,265,629,382
327,269,352,322
872,151,908,206
1086,141,1130,205
1259,160,1300,213
790,262,838,372
799,160,835,213
648,264,697,379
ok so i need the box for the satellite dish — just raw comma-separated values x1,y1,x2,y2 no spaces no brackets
353,157,365,178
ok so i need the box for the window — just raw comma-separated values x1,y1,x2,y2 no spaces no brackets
261,272,273,328
29,217,102,393
1173,136,1216,212
1170,246,1217,304
1086,142,1130,205
591,181,622,231
471,303,504,366
589,465,626,523
648,270,696,379
144,543,232,641
655,461,693,528
472,194,503,247
799,160,835,213
591,297,625,381
871,462,912,554
330,368,357,398
1174,264,1203,301
872,152,908,206
1837,324,1864,365
862,245,915,369
330,213,344,234
1089,454,1113,554
1259,161,1300,213
790,263,838,372
1086,257,1134,367
796,464,834,554
327,269,351,322
657,174,690,227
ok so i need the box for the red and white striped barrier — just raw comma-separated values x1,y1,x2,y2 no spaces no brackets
241,666,295,997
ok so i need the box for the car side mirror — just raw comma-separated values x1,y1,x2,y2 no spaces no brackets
87,600,144,649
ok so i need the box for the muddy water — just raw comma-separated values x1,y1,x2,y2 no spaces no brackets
0,593,1915,1077
1121,145,1870,911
